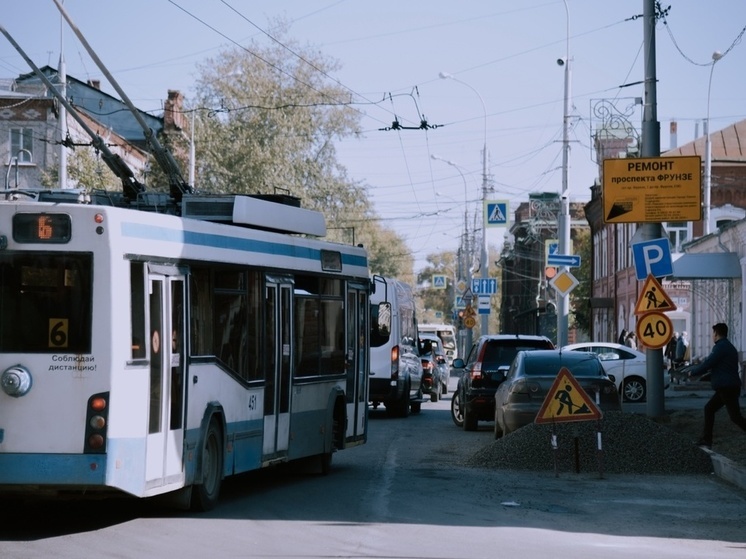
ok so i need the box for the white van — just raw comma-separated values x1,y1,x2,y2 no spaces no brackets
418,323,458,364
369,276,424,417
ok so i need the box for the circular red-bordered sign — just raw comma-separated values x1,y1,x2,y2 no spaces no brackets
635,311,673,349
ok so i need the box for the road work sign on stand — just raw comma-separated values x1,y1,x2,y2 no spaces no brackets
535,368,602,425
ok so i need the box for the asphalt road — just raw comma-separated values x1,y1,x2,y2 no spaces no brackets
1,381,745,559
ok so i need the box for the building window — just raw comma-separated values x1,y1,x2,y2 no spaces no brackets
665,222,689,253
10,128,33,163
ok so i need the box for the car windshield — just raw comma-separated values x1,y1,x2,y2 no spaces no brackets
482,340,551,369
523,355,602,377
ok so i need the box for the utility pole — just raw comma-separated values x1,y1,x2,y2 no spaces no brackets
640,0,665,419
557,0,571,347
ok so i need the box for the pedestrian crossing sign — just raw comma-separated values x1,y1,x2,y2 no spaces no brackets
634,274,676,315
535,367,603,425
485,200,509,227
432,274,447,289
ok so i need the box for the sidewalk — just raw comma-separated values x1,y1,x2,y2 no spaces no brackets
666,381,746,491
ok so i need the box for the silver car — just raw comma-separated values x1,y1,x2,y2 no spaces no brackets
562,342,668,403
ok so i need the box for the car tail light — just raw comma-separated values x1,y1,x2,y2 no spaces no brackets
390,345,400,380
470,362,483,380
509,380,541,396
84,392,109,453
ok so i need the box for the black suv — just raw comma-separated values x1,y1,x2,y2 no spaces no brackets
451,334,554,431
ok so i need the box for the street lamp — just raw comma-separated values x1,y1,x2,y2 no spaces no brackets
432,154,473,354
703,50,723,236
439,72,490,335
557,0,572,347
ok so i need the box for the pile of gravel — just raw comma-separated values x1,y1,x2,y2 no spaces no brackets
465,411,713,475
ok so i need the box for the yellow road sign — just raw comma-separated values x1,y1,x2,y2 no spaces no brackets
635,311,673,349
535,367,603,425
549,270,579,296
602,156,702,223
634,274,676,315
463,316,477,329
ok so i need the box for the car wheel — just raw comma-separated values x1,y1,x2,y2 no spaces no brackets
387,382,410,417
622,377,646,402
451,390,464,428
493,406,504,439
463,405,478,431
493,416,503,439
430,381,440,402
411,388,422,414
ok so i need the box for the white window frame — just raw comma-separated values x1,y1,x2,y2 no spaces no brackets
9,127,34,163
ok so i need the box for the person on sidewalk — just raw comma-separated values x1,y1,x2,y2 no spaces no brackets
687,322,746,449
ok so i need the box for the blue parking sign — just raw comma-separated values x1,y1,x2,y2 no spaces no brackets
631,238,673,280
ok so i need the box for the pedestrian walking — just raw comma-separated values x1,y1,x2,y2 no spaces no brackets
675,331,689,367
617,329,627,345
687,323,746,449
625,331,637,350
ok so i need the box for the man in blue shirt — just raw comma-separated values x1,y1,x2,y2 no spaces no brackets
688,323,746,448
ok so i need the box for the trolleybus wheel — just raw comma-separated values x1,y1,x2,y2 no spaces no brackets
191,418,223,511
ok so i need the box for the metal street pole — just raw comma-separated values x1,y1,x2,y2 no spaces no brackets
439,72,490,336
640,0,665,419
432,155,473,352
703,51,723,236
557,0,571,347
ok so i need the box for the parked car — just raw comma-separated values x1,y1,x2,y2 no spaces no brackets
451,334,554,431
419,334,450,401
561,341,668,402
494,349,622,438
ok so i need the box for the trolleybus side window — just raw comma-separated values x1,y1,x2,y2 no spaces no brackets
130,262,146,360
294,275,345,378
189,266,263,383
0,253,92,353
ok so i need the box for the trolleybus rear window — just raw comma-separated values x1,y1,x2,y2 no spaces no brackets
0,253,92,353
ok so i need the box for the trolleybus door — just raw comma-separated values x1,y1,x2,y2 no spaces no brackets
346,284,369,439
262,278,293,457
145,270,187,489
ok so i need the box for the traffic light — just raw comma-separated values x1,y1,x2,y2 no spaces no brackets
544,266,557,280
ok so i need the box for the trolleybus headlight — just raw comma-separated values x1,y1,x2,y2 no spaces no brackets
1,365,32,397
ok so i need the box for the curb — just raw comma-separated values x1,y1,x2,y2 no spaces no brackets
702,448,746,491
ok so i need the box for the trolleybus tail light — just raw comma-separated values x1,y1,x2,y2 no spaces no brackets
1,365,32,397
84,392,109,453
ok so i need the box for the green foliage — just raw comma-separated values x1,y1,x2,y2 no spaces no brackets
417,252,458,323
189,20,412,277
570,228,592,334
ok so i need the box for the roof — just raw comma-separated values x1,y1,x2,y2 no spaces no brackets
664,119,746,163
669,252,741,279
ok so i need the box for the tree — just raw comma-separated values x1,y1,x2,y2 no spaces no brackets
189,20,412,277
570,228,592,336
417,251,458,323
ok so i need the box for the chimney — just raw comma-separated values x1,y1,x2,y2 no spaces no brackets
164,90,186,132
669,120,678,150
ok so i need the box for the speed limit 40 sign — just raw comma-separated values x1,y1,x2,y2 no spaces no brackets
635,311,673,349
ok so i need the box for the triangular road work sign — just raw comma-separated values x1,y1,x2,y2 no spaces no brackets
634,274,676,315
535,367,603,425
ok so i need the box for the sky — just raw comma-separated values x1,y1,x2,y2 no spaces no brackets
2,1,745,273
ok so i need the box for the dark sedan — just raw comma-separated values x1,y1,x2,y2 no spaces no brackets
494,349,621,438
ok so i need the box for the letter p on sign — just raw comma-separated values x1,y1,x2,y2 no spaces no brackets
632,238,673,281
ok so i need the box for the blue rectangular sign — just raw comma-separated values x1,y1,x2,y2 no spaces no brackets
547,254,581,267
471,278,497,295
